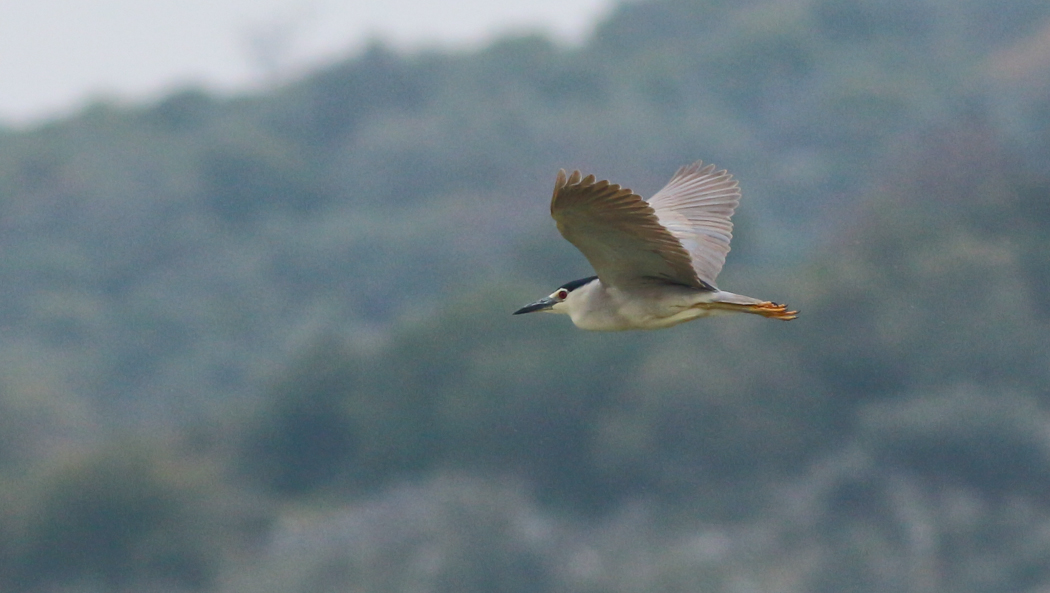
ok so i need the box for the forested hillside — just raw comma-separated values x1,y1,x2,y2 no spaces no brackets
2,0,1050,591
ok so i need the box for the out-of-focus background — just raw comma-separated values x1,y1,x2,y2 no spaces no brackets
2,0,1050,591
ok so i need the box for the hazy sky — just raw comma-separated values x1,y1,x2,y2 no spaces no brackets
1,0,612,127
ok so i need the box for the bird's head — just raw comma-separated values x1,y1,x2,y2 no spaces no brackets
513,276,597,315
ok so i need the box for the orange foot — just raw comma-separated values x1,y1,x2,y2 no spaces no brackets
750,301,798,321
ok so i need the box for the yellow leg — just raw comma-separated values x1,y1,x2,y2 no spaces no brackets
700,300,798,320
749,301,798,320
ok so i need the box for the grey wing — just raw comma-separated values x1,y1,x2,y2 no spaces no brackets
646,161,741,286
550,169,707,290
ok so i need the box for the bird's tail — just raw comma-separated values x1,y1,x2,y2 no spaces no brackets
705,291,798,320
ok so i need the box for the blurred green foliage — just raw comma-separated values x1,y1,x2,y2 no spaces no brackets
0,443,241,591
2,0,1050,591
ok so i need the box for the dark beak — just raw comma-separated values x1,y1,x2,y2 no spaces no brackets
513,296,557,315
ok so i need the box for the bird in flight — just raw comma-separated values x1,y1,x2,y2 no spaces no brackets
514,160,797,330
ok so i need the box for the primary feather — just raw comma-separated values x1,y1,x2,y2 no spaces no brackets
550,161,739,290
646,161,740,287
550,169,708,290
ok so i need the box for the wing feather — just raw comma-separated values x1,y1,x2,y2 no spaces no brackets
550,169,708,290
646,160,741,285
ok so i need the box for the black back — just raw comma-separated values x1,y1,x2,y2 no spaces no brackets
559,276,598,292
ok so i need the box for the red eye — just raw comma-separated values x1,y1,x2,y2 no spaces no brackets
556,289,569,299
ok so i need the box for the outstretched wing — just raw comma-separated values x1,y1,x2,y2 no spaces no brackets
646,161,740,286
550,169,709,290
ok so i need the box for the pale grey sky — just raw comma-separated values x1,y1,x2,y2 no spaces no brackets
1,0,613,127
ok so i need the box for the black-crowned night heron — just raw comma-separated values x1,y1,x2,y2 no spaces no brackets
514,160,797,330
